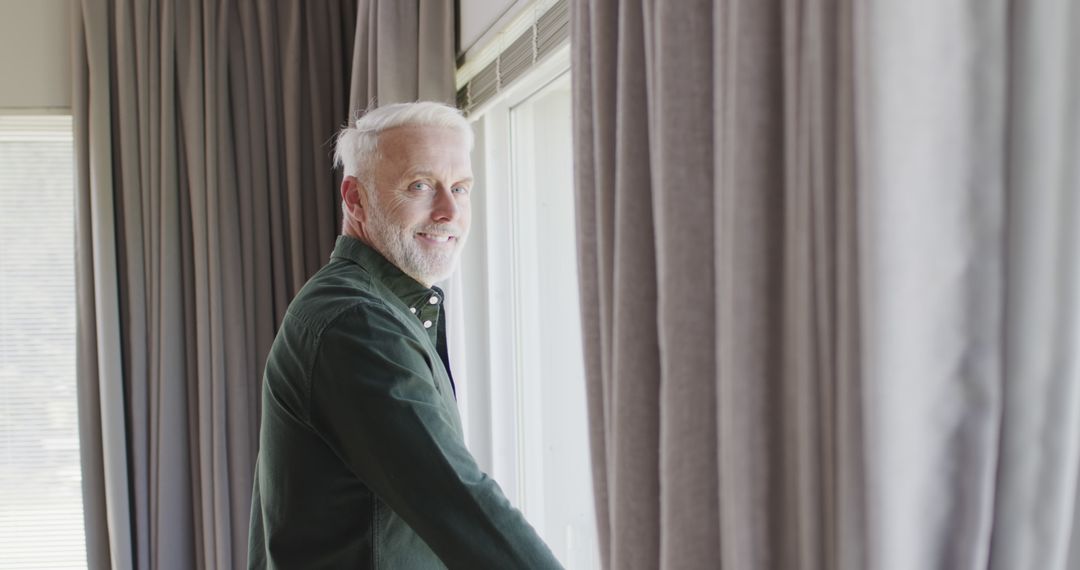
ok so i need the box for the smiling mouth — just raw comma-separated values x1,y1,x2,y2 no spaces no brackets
417,232,456,244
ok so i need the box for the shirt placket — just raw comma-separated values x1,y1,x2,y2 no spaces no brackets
408,291,443,345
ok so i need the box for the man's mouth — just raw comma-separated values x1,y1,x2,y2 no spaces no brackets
417,232,455,244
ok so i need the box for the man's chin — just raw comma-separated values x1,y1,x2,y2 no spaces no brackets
417,266,456,286
399,256,458,287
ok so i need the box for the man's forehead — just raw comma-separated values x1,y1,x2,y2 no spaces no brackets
377,125,472,172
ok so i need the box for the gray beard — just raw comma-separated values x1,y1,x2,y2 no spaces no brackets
364,198,464,286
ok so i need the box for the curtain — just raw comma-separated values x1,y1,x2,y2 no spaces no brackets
572,1,1080,569
73,1,356,568
348,0,455,112
861,2,1080,569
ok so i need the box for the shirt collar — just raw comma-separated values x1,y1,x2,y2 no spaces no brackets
330,234,445,310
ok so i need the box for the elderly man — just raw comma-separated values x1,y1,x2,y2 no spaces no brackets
248,102,562,569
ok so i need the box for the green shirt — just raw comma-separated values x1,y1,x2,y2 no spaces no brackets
248,235,562,569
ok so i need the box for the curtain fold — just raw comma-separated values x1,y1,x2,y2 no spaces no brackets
573,0,1080,569
980,0,1080,567
855,2,1010,568
73,1,357,568
73,2,135,568
348,0,455,113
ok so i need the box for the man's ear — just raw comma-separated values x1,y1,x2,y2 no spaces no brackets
340,176,367,224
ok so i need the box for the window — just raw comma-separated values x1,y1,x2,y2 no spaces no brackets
453,46,600,568
0,115,87,568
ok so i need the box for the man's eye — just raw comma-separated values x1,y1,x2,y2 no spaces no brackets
411,182,431,191
452,186,470,195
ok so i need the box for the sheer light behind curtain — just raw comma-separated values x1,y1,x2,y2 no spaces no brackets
572,0,1080,569
73,1,356,568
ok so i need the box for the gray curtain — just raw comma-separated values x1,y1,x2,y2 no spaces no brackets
572,0,1080,569
348,0,455,112
73,1,357,568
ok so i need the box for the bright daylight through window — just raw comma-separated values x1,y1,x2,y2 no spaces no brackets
0,115,86,568
455,45,599,568
504,71,597,569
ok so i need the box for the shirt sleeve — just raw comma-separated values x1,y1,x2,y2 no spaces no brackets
307,301,564,570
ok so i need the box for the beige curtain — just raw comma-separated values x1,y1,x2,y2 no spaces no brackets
572,0,1080,569
348,0,455,112
73,1,356,568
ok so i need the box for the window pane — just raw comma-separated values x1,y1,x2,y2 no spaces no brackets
509,73,599,569
0,115,86,568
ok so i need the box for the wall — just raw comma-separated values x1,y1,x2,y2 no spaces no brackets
459,0,518,55
0,0,72,110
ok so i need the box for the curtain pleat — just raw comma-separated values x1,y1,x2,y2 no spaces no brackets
650,0,723,567
73,1,358,568
571,0,623,568
349,0,455,113
988,0,1080,568
856,2,1008,569
712,2,790,567
73,1,137,568
614,0,662,568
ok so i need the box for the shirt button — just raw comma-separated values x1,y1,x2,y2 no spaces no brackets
423,320,433,329
409,307,417,314
428,295,439,305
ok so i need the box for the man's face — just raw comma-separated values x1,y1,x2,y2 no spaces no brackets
360,125,473,286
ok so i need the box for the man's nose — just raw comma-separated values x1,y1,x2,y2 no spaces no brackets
430,187,458,222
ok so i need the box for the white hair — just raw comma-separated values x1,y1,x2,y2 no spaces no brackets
333,101,474,182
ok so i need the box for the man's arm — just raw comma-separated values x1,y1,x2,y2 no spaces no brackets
308,301,564,569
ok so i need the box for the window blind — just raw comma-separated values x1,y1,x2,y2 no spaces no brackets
456,0,570,115
0,115,87,569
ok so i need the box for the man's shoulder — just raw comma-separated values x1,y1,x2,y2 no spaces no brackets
284,258,406,338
